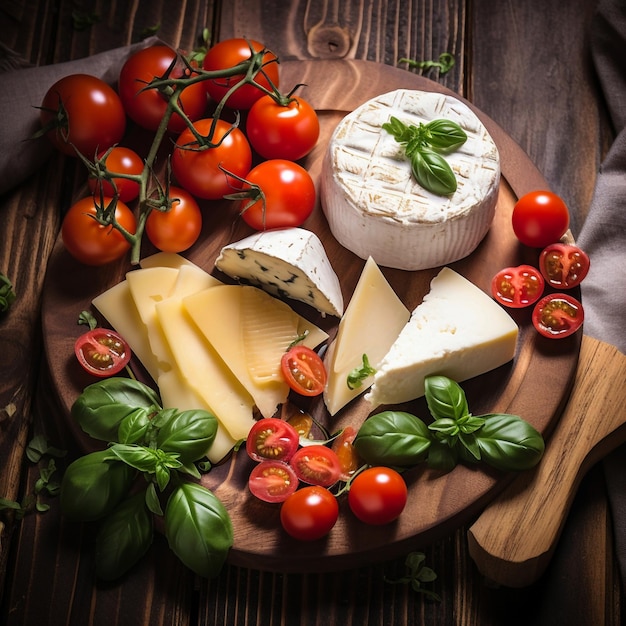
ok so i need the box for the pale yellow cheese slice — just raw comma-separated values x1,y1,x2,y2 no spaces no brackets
139,251,197,270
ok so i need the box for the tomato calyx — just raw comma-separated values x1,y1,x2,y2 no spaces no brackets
74,328,131,377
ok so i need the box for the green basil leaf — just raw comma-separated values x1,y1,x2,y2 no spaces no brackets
411,148,457,196
118,409,151,444
426,440,458,473
95,490,154,581
155,409,217,464
145,482,163,516
424,376,470,421
475,414,545,471
382,116,414,143
424,119,467,151
155,463,171,492
109,443,160,473
165,482,233,579
60,449,135,522
354,411,431,467
458,432,481,461
71,377,161,442
457,414,486,435
428,417,459,437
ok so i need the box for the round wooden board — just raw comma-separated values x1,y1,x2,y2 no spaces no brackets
41,59,581,573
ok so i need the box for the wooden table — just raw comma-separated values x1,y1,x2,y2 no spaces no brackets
0,1,622,624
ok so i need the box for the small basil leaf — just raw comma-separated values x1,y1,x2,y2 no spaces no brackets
457,414,486,435
95,490,154,581
424,119,467,151
118,409,151,444
165,483,233,579
426,440,458,473
354,411,431,467
424,376,469,421
428,417,459,437
145,482,163,516
109,443,160,473
412,148,457,196
458,432,481,461
154,463,171,492
155,409,217,464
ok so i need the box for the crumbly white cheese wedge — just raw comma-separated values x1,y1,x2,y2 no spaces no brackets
366,268,518,407
321,89,501,271
215,227,344,317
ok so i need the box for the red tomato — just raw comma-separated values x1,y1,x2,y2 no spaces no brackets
532,293,584,339
246,95,320,160
246,417,300,463
539,243,590,289
512,190,570,248
348,466,407,525
118,46,207,133
40,74,126,157
171,118,252,199
240,160,316,230
331,426,362,482
74,328,131,377
61,196,136,266
87,146,143,202
145,186,202,253
280,485,339,541
280,345,327,397
248,460,298,503
202,38,279,110
491,265,545,308
289,445,341,487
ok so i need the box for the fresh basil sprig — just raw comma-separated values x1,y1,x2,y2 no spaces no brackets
382,116,467,196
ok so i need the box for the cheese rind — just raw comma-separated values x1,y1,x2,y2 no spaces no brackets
215,227,344,317
366,268,518,407
321,89,500,271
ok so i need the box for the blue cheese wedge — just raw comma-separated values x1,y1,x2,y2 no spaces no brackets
321,89,501,271
215,227,344,317
366,268,518,407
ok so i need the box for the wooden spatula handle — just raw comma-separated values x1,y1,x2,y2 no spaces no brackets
467,336,626,588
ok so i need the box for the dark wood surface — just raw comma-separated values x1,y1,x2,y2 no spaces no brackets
0,1,621,625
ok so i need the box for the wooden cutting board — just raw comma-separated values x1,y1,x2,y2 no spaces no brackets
41,59,582,572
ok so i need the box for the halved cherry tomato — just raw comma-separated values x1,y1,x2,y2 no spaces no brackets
491,265,545,308
348,466,407,525
331,426,362,482
87,146,144,203
248,460,298,503
280,485,339,541
289,445,341,487
280,345,327,397
539,243,590,289
246,417,300,462
511,190,570,248
74,328,131,377
532,293,584,339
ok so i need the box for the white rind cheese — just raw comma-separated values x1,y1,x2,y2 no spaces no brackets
215,228,344,317
321,89,500,271
366,268,518,407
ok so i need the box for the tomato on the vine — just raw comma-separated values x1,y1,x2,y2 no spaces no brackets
348,466,407,525
202,38,279,110
280,345,326,397
239,159,315,230
87,146,143,202
248,460,298,503
539,243,590,289
511,190,570,248
289,445,341,487
246,95,320,161
39,74,126,157
74,328,131,377
171,118,252,200
145,186,202,253
246,417,300,463
118,45,207,134
491,265,545,308
532,293,584,339
280,485,339,541
61,196,136,266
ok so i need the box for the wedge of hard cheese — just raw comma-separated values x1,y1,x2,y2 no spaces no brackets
366,267,518,407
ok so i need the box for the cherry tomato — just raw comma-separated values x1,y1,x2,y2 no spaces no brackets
246,95,320,161
280,345,327,397
118,46,207,133
248,460,298,503
348,466,407,525
331,426,362,482
241,159,316,230
87,146,143,202
539,243,590,289
491,265,545,308
74,328,131,377
40,74,126,157
61,196,136,266
511,190,570,248
246,417,300,462
171,118,252,200
145,186,202,253
532,293,584,339
289,445,341,487
286,409,314,439
280,485,339,541
202,38,279,110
